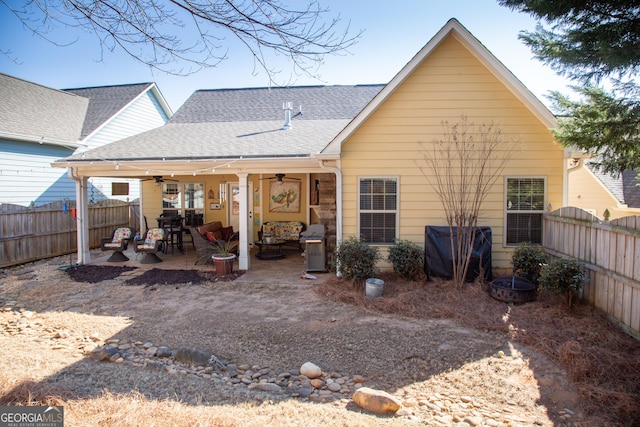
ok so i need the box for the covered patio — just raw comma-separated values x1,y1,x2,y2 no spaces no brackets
90,242,331,285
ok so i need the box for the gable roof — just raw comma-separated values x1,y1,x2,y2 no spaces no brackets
0,73,88,147
323,18,557,154
64,82,172,139
60,85,384,163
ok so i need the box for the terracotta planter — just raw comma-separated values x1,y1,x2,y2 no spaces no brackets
212,254,235,275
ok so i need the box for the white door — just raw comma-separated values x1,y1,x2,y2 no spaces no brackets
227,182,254,244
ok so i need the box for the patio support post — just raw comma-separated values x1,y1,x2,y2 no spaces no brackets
237,172,250,270
68,167,91,265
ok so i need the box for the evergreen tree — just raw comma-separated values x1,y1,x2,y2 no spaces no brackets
500,0,640,175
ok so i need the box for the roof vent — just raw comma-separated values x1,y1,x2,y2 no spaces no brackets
282,102,292,130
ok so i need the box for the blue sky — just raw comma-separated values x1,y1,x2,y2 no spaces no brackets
0,0,572,112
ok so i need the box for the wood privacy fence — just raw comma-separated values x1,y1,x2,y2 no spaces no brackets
0,200,136,268
544,207,640,339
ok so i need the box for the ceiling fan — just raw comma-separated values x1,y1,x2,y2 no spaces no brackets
142,176,178,186
260,173,300,183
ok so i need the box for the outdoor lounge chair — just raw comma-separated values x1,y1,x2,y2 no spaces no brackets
134,228,167,264
100,226,135,262
187,226,219,265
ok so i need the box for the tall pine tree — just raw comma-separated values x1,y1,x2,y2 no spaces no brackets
500,0,640,175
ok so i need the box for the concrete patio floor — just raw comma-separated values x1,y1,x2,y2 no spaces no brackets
90,242,332,285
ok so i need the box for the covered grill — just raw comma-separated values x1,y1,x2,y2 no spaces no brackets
301,224,326,272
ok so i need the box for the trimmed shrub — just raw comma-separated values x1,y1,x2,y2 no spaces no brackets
539,258,585,308
388,239,425,281
335,236,381,283
511,242,548,285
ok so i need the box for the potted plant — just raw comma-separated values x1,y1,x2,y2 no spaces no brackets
197,237,238,275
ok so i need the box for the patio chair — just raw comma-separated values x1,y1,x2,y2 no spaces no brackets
100,226,135,262
134,228,167,264
187,226,219,265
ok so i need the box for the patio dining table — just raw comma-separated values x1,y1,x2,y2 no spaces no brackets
157,216,184,254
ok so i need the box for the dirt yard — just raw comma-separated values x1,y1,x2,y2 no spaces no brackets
0,256,638,426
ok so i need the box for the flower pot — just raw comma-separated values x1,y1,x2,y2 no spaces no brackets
365,278,384,298
212,254,236,275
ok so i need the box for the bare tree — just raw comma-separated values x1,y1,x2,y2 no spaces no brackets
1,0,361,79
418,115,512,287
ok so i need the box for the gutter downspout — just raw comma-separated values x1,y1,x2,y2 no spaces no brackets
67,167,91,265
320,159,342,277
562,149,576,208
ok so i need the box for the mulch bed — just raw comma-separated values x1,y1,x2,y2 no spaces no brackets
123,268,243,287
66,265,137,283
65,265,243,286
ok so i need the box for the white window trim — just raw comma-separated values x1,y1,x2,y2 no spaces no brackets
503,176,547,247
357,175,400,246
162,182,205,217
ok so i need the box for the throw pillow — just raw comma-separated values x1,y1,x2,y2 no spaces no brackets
206,231,223,242
221,226,234,240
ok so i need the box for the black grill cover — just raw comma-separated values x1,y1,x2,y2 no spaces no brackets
424,226,492,282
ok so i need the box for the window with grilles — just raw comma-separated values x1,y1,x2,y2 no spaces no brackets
359,177,398,244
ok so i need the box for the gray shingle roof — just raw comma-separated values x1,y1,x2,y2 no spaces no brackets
66,119,351,161
170,85,384,123
622,170,640,208
587,161,640,207
0,73,88,143
66,85,384,161
587,161,625,204
64,83,154,139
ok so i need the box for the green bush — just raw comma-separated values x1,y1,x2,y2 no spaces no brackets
335,236,381,282
539,258,585,308
388,239,425,281
511,243,548,284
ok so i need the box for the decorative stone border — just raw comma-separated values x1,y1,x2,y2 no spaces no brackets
90,339,367,402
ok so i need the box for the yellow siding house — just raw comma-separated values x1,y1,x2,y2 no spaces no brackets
326,19,564,272
55,19,566,274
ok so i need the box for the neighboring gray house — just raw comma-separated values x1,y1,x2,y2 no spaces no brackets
0,73,172,208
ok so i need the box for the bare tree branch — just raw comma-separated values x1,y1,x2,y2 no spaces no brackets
1,0,362,79
417,115,513,287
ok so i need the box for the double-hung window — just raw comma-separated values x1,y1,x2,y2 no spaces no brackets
359,177,398,244
505,177,545,245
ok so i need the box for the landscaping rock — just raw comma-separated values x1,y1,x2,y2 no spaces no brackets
90,346,120,361
300,361,322,379
175,347,210,366
248,383,282,393
156,346,172,358
353,387,402,415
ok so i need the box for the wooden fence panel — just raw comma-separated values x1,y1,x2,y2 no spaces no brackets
544,208,640,339
0,200,132,268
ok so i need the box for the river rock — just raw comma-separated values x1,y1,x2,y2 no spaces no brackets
156,346,173,358
175,347,210,366
353,387,402,414
90,345,120,361
300,361,322,379
248,383,282,393
310,379,324,389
